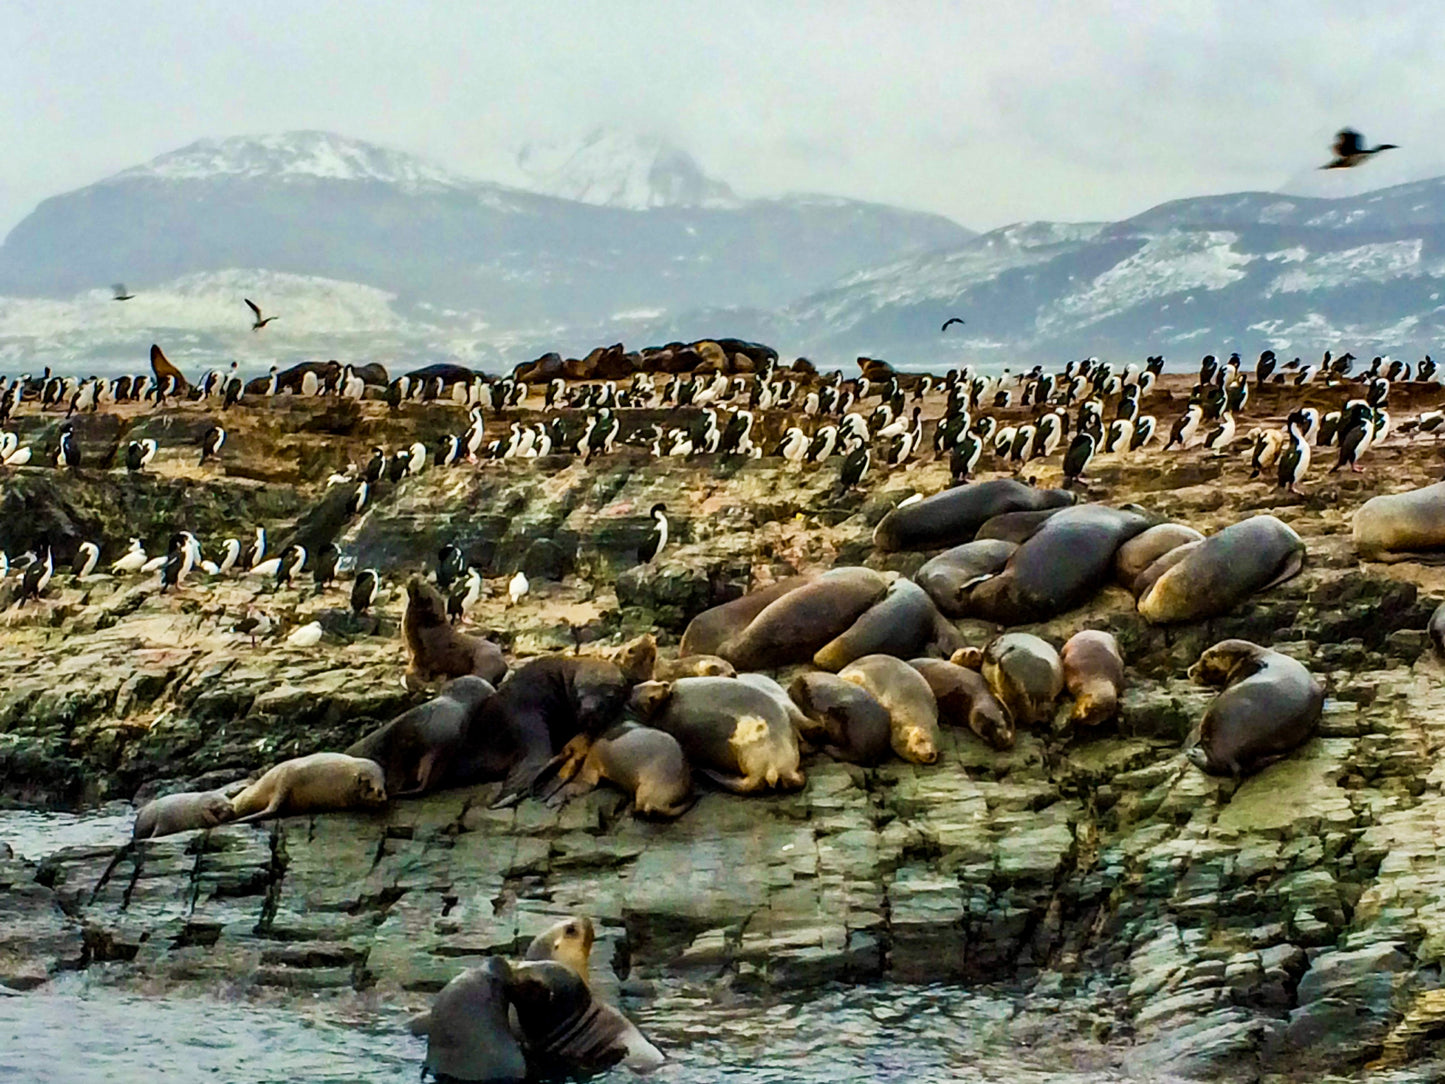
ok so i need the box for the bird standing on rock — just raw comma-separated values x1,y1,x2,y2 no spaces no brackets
351,569,379,615
638,504,669,564
508,570,530,607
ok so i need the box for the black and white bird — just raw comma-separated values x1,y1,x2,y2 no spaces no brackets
125,438,157,472
159,533,187,592
1278,411,1312,494
638,503,669,564
111,538,148,574
1202,412,1236,451
1322,128,1398,170
54,424,79,469
274,543,306,589
436,544,465,590
1165,404,1203,450
1062,431,1096,489
18,548,53,604
72,541,100,580
313,542,340,594
951,430,983,482
232,607,274,646
351,569,379,615
447,567,482,624
200,426,225,465
245,298,278,330
838,436,871,494
1331,404,1376,473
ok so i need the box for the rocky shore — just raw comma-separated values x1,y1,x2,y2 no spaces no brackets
4,381,1445,1080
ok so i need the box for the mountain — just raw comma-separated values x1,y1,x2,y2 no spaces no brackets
0,131,970,370
515,127,738,210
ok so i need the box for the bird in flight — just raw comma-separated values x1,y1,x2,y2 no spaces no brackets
1322,129,1398,170
940,317,966,333
245,299,279,330
112,283,134,301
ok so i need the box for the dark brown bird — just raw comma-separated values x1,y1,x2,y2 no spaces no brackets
245,298,279,330
1322,128,1398,169
940,317,966,332
111,283,134,301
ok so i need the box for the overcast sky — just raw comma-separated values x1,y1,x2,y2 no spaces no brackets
6,1,1443,236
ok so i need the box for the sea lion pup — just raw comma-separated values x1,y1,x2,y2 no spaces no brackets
1060,630,1125,727
787,672,893,765
132,790,235,840
228,753,387,823
344,676,495,797
541,723,694,819
1186,639,1324,778
415,957,527,1083
525,915,597,982
403,577,507,689
628,677,804,794
980,633,1064,728
507,960,665,1076
718,567,890,670
909,658,1014,751
836,654,941,765
679,574,817,657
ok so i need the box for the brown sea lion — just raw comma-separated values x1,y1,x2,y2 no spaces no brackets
837,654,941,765
404,577,507,688
950,646,985,670
1138,515,1305,624
1113,523,1205,593
909,658,1014,751
132,790,235,839
228,753,387,823
654,654,735,680
980,633,1064,728
525,915,597,983
679,574,817,657
1130,539,1202,601
613,634,657,682
149,343,190,394
813,578,948,672
915,538,1018,618
543,723,694,819
719,567,890,670
1060,630,1125,727
872,478,1076,552
787,672,893,765
974,507,1069,544
1185,639,1323,777
507,960,665,1076
1354,481,1445,562
344,676,495,796
416,957,527,1083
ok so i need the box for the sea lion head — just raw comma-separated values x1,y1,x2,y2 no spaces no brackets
200,792,237,827
628,680,672,719
444,675,497,711
614,634,657,683
353,761,389,806
902,725,939,765
524,915,596,983
1188,639,1262,687
406,576,447,626
971,699,1015,752
1070,683,1118,728
950,646,984,670
571,660,630,731
688,656,734,678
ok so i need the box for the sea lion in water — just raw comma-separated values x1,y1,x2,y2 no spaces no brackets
1114,523,1205,593
980,633,1064,728
525,915,596,983
344,676,495,796
813,578,949,672
543,723,694,819
228,753,387,823
837,654,941,765
507,960,665,1077
1185,639,1323,777
628,677,804,793
873,478,1075,552
787,672,893,765
132,790,235,839
404,577,507,688
1137,515,1304,624
909,658,1014,751
915,539,1018,618
416,957,527,1083
719,567,890,670
1060,630,1125,727
679,574,817,657
1354,481,1445,562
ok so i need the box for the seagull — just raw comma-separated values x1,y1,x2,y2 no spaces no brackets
1322,128,1398,170
245,299,279,331
508,570,529,607
940,317,966,332
286,621,324,648
112,283,135,302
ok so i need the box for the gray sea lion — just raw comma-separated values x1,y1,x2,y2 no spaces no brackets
980,633,1064,728
344,676,495,796
1185,639,1324,777
1354,482,1445,562
873,478,1075,552
525,915,596,982
813,578,948,671
915,539,1019,618
404,577,507,688
718,567,890,670
417,957,527,1083
837,654,941,765
132,790,235,839
974,507,1069,544
543,723,694,818
679,574,817,657
630,677,804,793
1137,515,1304,624
228,753,387,823
1060,630,1125,727
1431,601,1445,656
787,672,893,765
734,672,812,733
909,658,1014,751
507,960,665,1076
1114,523,1205,593
655,654,735,680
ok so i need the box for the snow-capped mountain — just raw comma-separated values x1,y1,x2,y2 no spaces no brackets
515,128,738,210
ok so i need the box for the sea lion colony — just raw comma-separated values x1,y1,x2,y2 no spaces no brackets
6,338,1445,1079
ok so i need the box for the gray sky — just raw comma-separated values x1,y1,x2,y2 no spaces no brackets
6,0,1444,236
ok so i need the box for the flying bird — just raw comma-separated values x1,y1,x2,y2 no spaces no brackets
940,317,966,333
245,299,279,330
112,284,135,301
1322,128,1398,170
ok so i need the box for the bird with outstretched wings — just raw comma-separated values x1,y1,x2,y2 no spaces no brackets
1322,128,1397,169
940,317,966,333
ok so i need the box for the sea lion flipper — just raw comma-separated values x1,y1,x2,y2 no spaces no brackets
698,768,761,794
407,1010,432,1036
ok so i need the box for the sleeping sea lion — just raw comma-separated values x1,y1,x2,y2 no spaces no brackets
542,723,694,818
679,574,817,657
873,478,1075,552
719,567,890,670
1060,629,1125,727
837,654,941,765
813,578,950,671
404,577,507,688
1354,481,1445,562
914,538,1018,618
909,658,1014,751
132,790,236,839
1185,639,1323,777
344,676,495,796
787,672,893,765
1113,523,1204,593
228,753,387,823
980,633,1064,728
1137,515,1304,624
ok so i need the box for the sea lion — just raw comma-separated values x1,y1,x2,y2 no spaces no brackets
543,723,694,818
132,790,235,839
915,539,1018,618
655,654,735,679
1113,523,1205,593
228,753,387,823
1354,481,1445,562
679,574,817,657
404,577,507,688
344,676,495,796
837,654,941,765
525,915,596,982
980,633,1064,728
629,677,804,793
718,567,890,670
1431,601,1445,656
149,343,190,395
950,646,985,670
813,578,949,671
787,672,893,765
1131,539,1202,601
417,957,527,1083
909,658,1014,751
873,478,1075,552
1060,630,1125,727
1185,639,1324,777
507,960,665,1077
614,633,657,682
974,507,1069,544
1137,515,1304,624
